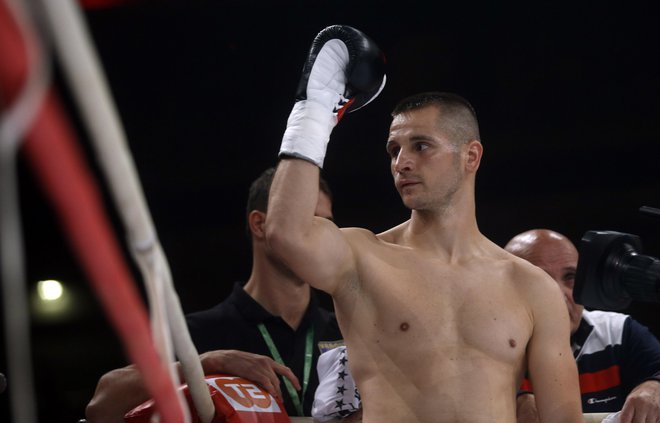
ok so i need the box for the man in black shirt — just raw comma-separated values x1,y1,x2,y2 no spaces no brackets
85,167,341,422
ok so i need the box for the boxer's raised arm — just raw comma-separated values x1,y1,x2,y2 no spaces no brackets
266,25,385,295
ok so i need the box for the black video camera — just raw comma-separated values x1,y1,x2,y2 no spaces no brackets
573,206,660,310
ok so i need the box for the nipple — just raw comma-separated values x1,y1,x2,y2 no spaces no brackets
400,322,409,331
508,338,517,348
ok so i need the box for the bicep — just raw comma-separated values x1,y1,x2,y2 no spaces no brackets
277,217,356,295
526,282,582,422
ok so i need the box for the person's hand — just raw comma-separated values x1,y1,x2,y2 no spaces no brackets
619,379,660,423
516,393,541,423
85,365,148,423
199,349,300,401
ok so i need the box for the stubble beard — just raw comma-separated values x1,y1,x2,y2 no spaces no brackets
403,159,463,214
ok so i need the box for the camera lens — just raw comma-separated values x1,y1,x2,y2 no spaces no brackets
575,230,660,310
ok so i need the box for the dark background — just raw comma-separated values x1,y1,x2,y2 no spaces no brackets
2,0,659,421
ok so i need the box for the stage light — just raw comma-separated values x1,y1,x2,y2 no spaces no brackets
32,279,75,323
37,279,64,301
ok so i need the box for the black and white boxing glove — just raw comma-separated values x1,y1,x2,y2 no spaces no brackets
279,25,386,168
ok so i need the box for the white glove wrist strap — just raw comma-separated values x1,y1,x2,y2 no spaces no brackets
279,100,337,168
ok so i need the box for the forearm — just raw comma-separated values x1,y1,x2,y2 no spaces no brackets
266,160,343,293
267,159,321,244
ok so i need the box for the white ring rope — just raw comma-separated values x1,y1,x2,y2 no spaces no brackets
0,0,50,422
35,0,214,421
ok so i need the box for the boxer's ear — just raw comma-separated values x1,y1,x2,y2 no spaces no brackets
465,140,482,172
248,210,267,239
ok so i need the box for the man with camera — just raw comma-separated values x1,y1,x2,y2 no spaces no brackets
505,229,660,423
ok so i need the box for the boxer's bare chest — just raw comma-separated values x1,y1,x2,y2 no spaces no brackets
339,248,533,368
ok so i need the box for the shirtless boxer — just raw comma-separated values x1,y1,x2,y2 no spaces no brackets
265,26,583,422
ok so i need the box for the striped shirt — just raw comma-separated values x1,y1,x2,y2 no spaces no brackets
520,310,660,412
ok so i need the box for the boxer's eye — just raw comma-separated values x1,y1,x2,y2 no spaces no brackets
414,142,429,152
386,144,400,158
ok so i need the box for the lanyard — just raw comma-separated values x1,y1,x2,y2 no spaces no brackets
257,323,314,416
